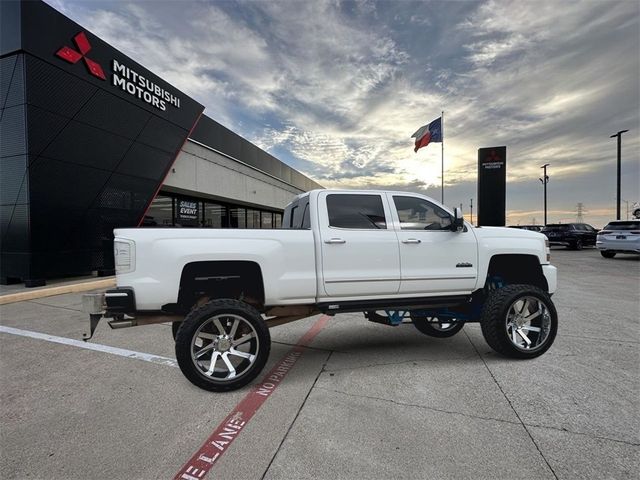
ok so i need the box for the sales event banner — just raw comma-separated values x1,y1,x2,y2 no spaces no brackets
177,199,199,225
477,146,507,227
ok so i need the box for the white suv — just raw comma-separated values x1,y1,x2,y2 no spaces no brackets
596,220,640,258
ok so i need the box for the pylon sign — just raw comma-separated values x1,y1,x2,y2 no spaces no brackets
477,146,506,226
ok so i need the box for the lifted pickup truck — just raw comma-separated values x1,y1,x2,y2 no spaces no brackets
83,189,558,392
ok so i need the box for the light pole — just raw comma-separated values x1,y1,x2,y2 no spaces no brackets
539,163,550,226
470,198,473,225
610,129,629,220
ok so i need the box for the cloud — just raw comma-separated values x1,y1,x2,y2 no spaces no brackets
45,0,639,228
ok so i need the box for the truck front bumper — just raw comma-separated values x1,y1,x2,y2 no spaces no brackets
542,264,557,294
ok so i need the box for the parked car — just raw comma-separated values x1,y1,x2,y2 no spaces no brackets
596,220,640,258
541,223,598,250
510,225,544,232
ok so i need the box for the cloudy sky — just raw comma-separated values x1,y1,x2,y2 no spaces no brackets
47,0,639,227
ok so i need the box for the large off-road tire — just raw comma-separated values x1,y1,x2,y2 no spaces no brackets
411,315,464,338
175,299,270,392
480,285,557,359
600,250,616,258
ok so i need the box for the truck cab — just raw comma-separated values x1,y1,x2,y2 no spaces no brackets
283,190,554,302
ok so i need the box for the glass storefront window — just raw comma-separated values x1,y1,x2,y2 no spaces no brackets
229,208,246,228
142,192,285,230
204,203,227,228
144,195,173,227
246,209,260,229
261,212,273,229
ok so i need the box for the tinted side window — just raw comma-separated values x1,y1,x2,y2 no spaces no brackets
393,196,452,231
292,204,305,228
282,201,297,229
301,204,311,229
327,194,387,229
288,197,310,229
288,206,298,228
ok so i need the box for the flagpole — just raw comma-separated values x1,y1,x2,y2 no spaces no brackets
441,110,444,204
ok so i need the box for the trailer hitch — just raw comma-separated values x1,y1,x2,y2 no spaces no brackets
82,293,105,341
84,314,103,341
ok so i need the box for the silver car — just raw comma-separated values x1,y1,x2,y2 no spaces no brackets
596,220,640,258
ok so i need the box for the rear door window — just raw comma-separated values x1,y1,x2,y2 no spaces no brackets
327,194,387,229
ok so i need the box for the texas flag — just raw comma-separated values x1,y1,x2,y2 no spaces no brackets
411,117,442,152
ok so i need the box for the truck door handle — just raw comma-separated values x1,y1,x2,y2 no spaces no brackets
401,238,421,244
324,238,346,244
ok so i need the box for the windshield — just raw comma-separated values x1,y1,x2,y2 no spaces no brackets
603,221,640,231
545,224,571,231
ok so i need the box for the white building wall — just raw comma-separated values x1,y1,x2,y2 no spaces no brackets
163,139,307,210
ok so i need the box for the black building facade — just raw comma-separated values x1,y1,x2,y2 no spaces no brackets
0,1,320,286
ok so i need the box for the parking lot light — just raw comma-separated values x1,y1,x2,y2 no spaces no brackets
540,164,550,226
610,130,629,220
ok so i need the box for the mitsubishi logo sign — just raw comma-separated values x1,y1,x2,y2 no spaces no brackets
481,149,504,170
54,31,181,111
486,150,502,162
56,32,106,80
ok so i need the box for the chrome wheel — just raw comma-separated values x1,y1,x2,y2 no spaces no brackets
505,296,552,352
411,314,465,338
425,317,456,331
190,314,258,381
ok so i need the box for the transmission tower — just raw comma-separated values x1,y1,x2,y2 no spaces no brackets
575,203,587,223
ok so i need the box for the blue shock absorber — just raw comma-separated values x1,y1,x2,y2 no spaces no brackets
487,276,505,290
384,310,408,326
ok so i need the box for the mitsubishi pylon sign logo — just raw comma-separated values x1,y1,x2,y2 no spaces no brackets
56,32,106,80
481,149,504,170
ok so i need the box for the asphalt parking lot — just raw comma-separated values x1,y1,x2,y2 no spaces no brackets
1,248,638,480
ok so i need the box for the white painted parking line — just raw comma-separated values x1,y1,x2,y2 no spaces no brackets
0,325,178,368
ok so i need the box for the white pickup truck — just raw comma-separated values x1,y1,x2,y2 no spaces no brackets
83,189,558,392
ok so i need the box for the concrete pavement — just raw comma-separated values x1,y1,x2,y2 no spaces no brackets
1,248,638,479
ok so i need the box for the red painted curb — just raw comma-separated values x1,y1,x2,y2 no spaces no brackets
174,314,331,480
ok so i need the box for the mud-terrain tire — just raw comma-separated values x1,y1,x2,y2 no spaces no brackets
411,315,464,338
175,299,270,392
480,285,557,359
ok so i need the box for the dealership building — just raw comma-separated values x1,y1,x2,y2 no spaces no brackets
0,0,321,286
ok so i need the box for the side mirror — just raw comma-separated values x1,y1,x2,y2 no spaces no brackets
452,207,464,232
